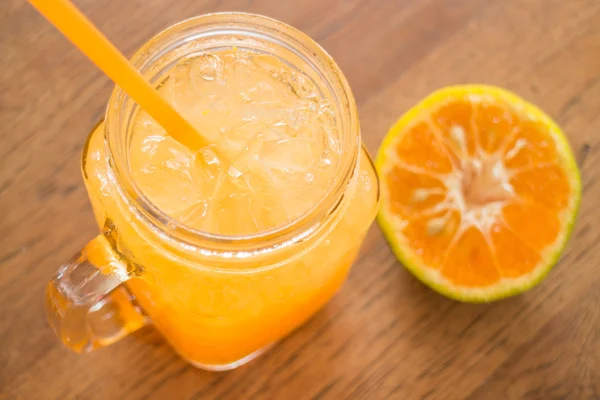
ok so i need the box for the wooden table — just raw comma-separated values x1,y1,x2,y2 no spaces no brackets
1,0,599,398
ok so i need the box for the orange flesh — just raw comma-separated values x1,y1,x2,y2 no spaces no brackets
385,96,572,287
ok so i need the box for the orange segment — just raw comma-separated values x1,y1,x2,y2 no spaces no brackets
504,121,558,169
401,210,461,267
502,202,561,252
474,102,520,154
377,85,580,302
510,165,571,210
490,223,540,278
431,100,477,157
386,166,446,219
441,226,500,287
395,121,454,173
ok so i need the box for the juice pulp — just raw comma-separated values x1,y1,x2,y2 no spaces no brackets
83,48,379,368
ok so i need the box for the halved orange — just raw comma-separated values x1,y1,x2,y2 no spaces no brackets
376,85,581,302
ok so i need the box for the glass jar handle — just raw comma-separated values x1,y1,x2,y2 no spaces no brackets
46,233,148,353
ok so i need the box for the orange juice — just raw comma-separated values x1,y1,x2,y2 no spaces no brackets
49,14,378,370
128,48,343,236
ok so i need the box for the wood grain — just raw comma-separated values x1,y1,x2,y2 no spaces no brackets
1,0,599,399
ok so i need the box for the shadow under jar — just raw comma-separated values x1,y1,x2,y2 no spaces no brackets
46,12,379,371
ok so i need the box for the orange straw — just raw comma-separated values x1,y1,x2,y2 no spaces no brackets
27,0,209,151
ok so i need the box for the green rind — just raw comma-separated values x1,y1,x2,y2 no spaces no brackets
376,84,582,303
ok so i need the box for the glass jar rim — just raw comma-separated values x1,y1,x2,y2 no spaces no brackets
104,12,360,254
